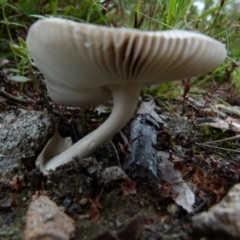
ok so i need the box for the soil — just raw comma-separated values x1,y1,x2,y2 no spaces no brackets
1,89,240,240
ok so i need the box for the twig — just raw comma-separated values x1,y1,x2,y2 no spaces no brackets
208,2,223,35
196,142,240,153
202,135,240,145
0,87,29,104
110,139,121,167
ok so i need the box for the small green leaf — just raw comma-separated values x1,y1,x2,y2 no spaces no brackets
18,37,27,49
10,44,27,58
11,76,31,82
0,20,24,27
29,14,48,19
9,68,21,73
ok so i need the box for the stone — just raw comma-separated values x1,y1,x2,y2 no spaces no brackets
0,109,54,174
192,183,240,239
24,196,75,240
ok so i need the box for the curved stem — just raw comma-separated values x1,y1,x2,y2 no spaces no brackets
41,82,143,173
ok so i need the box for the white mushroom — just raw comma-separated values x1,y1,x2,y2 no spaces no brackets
26,18,226,173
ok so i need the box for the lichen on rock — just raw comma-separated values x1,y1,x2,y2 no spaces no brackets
0,109,54,174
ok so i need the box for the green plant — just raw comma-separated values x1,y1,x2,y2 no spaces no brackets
0,0,24,59
0,0,240,105
10,37,36,90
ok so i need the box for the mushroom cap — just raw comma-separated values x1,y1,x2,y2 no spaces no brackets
27,18,226,106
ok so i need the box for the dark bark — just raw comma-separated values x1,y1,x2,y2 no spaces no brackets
124,114,159,180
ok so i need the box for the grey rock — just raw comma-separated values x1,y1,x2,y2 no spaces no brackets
192,183,240,239
0,109,54,174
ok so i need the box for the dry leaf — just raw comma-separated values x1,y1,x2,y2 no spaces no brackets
137,100,166,126
195,116,240,133
95,104,110,115
188,97,240,117
158,159,195,213
0,58,9,68
121,178,136,195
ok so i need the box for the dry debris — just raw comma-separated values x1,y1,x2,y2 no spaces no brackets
1,83,240,239
158,159,195,213
90,213,144,240
99,166,127,184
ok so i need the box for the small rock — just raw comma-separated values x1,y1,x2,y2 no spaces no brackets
24,196,75,240
63,197,73,208
100,166,127,184
115,219,123,228
79,197,88,206
167,203,181,217
192,183,240,239
68,203,82,213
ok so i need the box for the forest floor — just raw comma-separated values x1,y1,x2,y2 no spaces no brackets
1,72,240,240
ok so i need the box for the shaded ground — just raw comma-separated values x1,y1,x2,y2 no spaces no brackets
1,1,240,238
1,88,240,239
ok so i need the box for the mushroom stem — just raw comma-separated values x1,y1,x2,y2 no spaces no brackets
42,82,143,173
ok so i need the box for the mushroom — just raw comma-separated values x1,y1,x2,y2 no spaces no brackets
26,18,226,173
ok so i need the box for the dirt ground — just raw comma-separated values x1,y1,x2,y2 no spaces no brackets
1,85,240,240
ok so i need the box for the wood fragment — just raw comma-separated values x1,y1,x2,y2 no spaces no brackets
124,114,159,179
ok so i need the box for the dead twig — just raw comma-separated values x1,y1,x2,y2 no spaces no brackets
0,87,29,104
